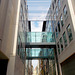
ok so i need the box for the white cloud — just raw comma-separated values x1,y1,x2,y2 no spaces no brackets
29,12,46,20
31,21,43,32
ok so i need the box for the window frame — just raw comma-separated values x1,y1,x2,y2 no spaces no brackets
63,32,67,47
66,24,73,42
60,14,64,27
60,37,63,51
57,42,60,54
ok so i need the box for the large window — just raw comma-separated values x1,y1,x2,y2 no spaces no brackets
57,42,60,54
60,37,63,51
67,24,73,42
60,14,64,27
63,32,67,47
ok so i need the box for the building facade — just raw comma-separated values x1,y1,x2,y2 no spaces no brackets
0,0,28,75
50,0,75,75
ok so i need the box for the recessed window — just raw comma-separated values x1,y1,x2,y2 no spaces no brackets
63,5,67,18
52,3,54,10
58,0,61,9
67,24,73,42
57,21,61,32
55,27,58,38
60,37,63,51
21,5,23,14
56,7,58,16
60,14,64,27
54,13,56,20
63,32,67,47
57,42,60,54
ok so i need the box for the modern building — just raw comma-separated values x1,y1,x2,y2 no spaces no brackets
0,0,28,75
0,0,75,75
49,0,75,75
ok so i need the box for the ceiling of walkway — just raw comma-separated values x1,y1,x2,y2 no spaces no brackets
27,0,52,21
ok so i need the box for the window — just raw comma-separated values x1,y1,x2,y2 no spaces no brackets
60,37,63,51
58,21,61,32
54,13,56,20
21,5,23,13
60,14,64,27
52,3,54,10
67,24,73,42
58,0,61,9
56,7,58,16
57,42,60,54
63,32,67,47
56,27,58,38
63,5,67,18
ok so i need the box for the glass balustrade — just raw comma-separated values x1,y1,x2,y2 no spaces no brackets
18,48,54,59
26,32,55,43
26,48,54,58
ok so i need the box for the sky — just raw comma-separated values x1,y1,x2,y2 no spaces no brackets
27,0,52,20
31,21,43,32
27,0,52,69
27,0,52,32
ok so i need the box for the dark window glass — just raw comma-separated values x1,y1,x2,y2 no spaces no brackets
52,3,54,10
58,21,60,32
56,27,58,38
60,14,64,27
67,24,73,42
63,5,67,18
60,37,63,51
63,32,67,47
57,42,60,54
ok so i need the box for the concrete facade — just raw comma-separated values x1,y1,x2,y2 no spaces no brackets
49,0,75,75
0,0,28,75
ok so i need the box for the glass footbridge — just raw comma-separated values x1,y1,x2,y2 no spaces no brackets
18,32,56,60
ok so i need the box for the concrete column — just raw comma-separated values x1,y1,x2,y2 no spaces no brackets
6,0,21,75
24,48,26,75
54,48,60,75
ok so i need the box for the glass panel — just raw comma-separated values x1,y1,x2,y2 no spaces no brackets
17,32,55,60
26,32,55,43
55,27,58,38
60,37,63,51
26,48,54,59
56,7,58,16
63,5,67,19
58,21,61,32
67,24,73,42
60,14,64,27
63,32,67,47
57,42,60,54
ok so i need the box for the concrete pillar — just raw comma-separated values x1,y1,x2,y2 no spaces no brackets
24,48,26,75
54,48,60,75
6,0,21,75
